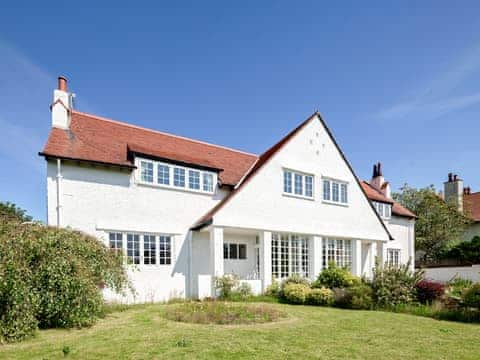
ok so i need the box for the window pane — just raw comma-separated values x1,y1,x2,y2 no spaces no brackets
157,165,170,185
127,234,140,265
188,170,200,190
294,173,303,195
229,243,238,259
305,176,313,197
340,183,348,203
378,203,384,216
140,161,153,183
173,168,185,187
283,171,292,193
323,238,352,271
159,236,172,265
239,244,247,259
223,243,229,259
332,182,339,202
323,180,331,200
203,172,214,192
109,232,123,253
143,235,156,265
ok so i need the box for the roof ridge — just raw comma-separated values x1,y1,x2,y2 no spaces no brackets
72,110,259,158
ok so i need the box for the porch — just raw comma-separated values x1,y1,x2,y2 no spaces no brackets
191,226,383,299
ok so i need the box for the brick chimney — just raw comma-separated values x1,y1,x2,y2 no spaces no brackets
51,76,72,129
444,173,464,212
370,161,391,198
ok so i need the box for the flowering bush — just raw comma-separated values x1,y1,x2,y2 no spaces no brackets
415,280,445,303
283,283,310,304
312,261,360,289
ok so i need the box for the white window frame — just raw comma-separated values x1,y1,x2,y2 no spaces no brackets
373,201,392,219
136,157,217,195
107,231,174,267
271,233,309,279
387,248,401,267
223,243,247,260
322,238,352,271
322,177,349,206
282,168,314,200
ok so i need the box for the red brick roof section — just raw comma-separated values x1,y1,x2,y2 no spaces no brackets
361,181,416,219
41,110,258,186
464,192,480,222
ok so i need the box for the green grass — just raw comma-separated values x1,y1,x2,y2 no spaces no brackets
1,303,480,359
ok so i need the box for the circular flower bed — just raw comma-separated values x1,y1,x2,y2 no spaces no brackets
163,302,286,325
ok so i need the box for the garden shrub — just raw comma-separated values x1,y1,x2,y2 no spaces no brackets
370,260,423,308
283,283,310,304
307,287,334,306
335,284,373,310
265,281,281,298
215,275,239,299
312,261,360,289
462,283,480,308
415,280,445,304
447,278,473,298
0,213,129,343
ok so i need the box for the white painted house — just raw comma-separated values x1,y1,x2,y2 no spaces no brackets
40,77,415,303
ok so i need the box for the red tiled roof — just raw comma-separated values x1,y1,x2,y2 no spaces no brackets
193,113,394,242
361,181,416,219
464,192,480,222
41,111,258,186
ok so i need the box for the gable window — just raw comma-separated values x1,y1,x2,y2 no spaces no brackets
203,172,214,192
322,179,348,205
271,234,309,279
283,171,292,193
159,236,172,265
127,233,140,265
109,232,123,253
173,167,186,188
140,161,154,183
283,169,314,199
188,170,200,190
143,235,156,265
157,165,170,185
322,238,352,270
387,249,400,267
223,243,247,260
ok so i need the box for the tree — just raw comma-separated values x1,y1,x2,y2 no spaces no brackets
393,185,471,262
0,201,32,222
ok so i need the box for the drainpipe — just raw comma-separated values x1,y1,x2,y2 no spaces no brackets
56,158,63,227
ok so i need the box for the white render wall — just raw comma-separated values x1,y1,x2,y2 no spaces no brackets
46,160,229,302
423,265,480,283
214,116,390,242
383,216,415,269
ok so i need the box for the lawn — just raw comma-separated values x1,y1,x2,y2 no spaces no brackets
1,303,480,359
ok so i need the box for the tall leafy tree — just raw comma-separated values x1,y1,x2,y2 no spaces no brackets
393,185,471,262
0,201,32,222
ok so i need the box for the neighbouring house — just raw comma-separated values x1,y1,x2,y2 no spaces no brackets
40,77,415,303
442,173,480,241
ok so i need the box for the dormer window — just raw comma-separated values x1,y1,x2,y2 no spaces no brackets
283,169,314,199
373,201,391,219
137,157,216,194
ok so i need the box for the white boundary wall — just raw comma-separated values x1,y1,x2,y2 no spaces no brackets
423,265,480,283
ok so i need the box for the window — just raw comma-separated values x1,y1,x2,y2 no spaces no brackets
109,232,123,253
127,234,140,265
294,173,303,195
283,169,314,198
323,180,331,201
203,172,214,192
322,238,352,270
140,161,153,183
143,235,156,265
159,236,172,265
323,179,348,204
223,243,247,260
271,233,309,279
174,167,185,188
305,175,313,197
188,170,200,190
157,165,170,185
387,249,400,267
284,171,292,193
373,201,391,219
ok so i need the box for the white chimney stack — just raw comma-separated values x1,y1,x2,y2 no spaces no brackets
51,76,71,129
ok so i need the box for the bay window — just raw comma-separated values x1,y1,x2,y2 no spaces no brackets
322,238,352,270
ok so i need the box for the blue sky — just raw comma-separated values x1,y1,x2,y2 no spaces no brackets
1,1,480,221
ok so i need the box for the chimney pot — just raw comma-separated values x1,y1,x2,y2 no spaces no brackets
58,76,68,92
377,162,383,176
373,164,378,178
454,174,458,181
448,173,453,182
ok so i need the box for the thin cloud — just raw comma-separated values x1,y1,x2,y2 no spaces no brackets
376,41,480,122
